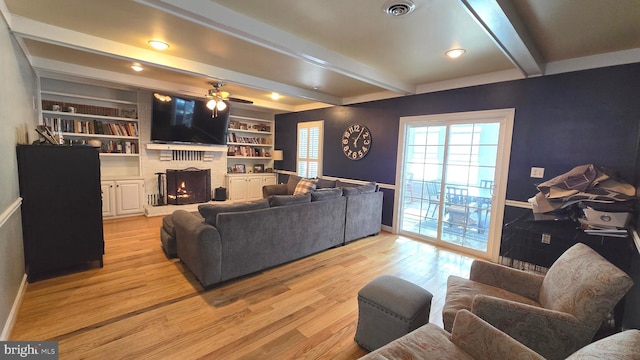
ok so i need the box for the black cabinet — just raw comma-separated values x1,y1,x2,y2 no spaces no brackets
17,145,104,280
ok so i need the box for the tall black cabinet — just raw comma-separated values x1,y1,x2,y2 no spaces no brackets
17,145,104,280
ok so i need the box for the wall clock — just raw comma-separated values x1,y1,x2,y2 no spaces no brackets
342,124,372,160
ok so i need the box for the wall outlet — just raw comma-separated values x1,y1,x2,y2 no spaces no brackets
530,167,545,178
541,233,551,244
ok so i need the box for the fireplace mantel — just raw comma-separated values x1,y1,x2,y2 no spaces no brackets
146,143,227,152
146,143,226,161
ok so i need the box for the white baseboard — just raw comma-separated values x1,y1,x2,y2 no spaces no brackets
1,274,27,341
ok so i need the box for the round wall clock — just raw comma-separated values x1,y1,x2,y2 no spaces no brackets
341,124,372,160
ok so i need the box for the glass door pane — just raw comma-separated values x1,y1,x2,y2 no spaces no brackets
399,125,445,239
399,121,501,254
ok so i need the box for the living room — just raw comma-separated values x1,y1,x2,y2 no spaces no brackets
2,1,640,358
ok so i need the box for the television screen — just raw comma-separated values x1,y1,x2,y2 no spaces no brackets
151,93,230,145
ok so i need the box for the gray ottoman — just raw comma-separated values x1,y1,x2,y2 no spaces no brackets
160,214,177,258
354,275,433,351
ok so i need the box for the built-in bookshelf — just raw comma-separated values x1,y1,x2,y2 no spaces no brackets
40,78,141,179
226,115,274,173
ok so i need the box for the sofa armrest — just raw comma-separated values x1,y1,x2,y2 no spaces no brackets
470,260,544,301
173,210,223,288
452,309,544,360
471,295,592,360
262,184,289,198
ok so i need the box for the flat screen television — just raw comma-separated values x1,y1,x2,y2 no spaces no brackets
151,93,230,145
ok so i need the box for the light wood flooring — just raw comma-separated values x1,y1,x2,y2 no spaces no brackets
11,215,474,359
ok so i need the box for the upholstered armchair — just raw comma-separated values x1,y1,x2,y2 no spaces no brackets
360,309,545,360
442,243,633,360
360,309,640,360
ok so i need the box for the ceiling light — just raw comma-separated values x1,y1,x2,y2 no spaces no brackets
148,40,169,50
383,0,416,16
270,92,280,100
153,93,172,102
446,49,466,59
131,63,143,72
206,82,229,114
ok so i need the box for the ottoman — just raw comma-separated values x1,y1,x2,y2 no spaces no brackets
160,214,177,258
354,275,433,351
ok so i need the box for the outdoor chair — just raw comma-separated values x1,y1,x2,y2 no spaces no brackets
444,186,477,236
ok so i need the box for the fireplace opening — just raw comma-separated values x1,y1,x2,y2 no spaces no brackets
166,168,211,205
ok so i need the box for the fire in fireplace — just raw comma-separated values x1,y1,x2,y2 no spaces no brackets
166,168,211,205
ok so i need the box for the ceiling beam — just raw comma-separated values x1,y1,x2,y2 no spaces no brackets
10,15,342,105
136,0,416,95
459,0,544,77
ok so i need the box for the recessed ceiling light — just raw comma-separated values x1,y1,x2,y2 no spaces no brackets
270,92,280,101
131,63,144,72
148,40,169,50
446,49,466,59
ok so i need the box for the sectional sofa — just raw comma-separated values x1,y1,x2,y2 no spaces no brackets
165,177,383,288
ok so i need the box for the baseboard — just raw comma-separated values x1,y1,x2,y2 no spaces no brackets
1,273,27,341
381,224,392,233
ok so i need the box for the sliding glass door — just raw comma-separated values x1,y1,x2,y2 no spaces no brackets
396,109,514,260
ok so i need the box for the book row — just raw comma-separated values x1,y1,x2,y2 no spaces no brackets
62,138,139,154
227,145,270,157
42,117,139,137
227,132,271,144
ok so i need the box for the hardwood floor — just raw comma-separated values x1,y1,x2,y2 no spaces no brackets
11,215,474,359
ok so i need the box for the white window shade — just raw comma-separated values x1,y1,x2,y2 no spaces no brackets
297,120,323,178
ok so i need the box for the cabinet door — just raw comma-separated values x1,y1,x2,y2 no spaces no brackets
262,175,277,187
101,182,116,217
115,180,145,215
228,176,248,201
247,177,263,201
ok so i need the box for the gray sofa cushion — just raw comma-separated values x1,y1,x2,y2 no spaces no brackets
198,199,269,226
269,193,311,207
342,182,378,195
311,187,343,201
316,178,337,189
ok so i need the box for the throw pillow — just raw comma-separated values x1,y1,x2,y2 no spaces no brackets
311,187,343,201
286,174,302,195
198,199,269,226
293,178,317,195
269,193,312,207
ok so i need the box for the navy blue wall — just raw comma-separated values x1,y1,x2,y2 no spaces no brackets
275,63,640,227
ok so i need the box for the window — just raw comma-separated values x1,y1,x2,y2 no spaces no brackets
297,120,323,178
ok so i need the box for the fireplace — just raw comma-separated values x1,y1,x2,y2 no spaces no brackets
166,168,211,205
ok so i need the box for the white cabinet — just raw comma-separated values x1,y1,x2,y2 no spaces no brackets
101,182,117,217
102,179,145,217
226,174,276,202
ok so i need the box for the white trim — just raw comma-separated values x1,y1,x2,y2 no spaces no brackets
0,198,22,230
1,274,27,341
505,199,532,209
394,109,515,262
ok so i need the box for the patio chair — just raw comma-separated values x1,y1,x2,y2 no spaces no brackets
444,186,477,236
424,181,440,218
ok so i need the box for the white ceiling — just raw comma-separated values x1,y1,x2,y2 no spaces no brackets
3,0,640,113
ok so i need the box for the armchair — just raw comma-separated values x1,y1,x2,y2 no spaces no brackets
442,243,633,360
360,309,640,360
360,309,544,360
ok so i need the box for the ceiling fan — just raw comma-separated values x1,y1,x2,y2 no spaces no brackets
206,82,253,112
